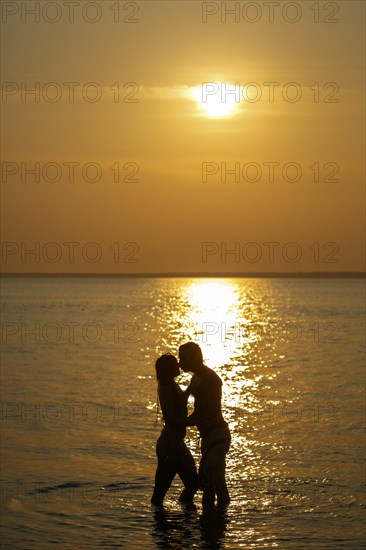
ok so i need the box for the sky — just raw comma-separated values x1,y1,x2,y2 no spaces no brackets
1,0,365,274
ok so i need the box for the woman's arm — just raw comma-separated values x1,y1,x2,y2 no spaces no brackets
182,375,197,401
159,384,187,426
158,384,176,423
182,385,192,401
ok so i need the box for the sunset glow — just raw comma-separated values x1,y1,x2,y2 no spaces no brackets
190,83,241,117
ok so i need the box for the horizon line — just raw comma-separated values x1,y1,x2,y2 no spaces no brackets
0,272,365,279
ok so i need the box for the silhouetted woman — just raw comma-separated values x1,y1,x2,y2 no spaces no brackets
151,354,198,507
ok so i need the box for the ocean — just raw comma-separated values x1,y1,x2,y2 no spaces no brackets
1,277,365,549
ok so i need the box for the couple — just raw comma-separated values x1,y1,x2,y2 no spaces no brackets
151,342,231,511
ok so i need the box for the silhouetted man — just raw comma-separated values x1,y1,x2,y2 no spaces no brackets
178,342,231,510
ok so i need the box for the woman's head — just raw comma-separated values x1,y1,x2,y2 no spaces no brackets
155,353,179,382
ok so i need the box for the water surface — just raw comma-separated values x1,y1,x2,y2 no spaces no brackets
1,277,365,548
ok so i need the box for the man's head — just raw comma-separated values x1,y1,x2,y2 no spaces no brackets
178,342,204,373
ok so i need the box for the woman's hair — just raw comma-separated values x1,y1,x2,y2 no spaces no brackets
154,354,178,426
155,353,178,382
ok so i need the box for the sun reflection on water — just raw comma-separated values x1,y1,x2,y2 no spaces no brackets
152,278,286,503
177,280,267,480
182,279,257,370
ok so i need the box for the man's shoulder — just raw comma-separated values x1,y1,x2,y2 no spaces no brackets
203,366,222,385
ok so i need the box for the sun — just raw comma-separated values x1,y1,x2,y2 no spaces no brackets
190,82,241,118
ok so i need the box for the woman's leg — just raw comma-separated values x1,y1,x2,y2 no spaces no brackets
151,460,176,505
151,438,177,505
176,443,199,504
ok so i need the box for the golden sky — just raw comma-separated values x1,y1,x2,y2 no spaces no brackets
1,0,365,273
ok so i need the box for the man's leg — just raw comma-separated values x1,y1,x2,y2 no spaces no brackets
200,436,231,510
199,451,216,511
215,444,230,508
